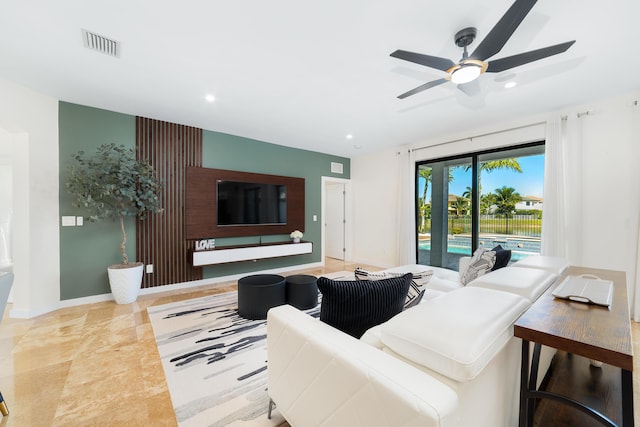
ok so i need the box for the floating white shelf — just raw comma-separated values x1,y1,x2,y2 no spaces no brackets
192,241,312,266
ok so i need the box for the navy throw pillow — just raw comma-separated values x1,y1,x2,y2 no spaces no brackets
491,245,512,270
317,273,412,338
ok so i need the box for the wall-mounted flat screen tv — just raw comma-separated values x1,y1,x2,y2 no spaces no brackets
217,180,287,226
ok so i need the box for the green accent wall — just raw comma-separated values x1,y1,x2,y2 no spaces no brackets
59,102,136,300
200,131,350,279
58,102,350,299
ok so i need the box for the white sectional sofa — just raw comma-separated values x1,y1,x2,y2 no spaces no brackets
267,256,570,427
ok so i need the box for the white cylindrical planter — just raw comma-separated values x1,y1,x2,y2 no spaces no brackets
107,262,143,304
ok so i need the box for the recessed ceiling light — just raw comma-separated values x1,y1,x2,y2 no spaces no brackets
346,134,353,139
504,82,517,89
353,144,362,149
205,94,215,102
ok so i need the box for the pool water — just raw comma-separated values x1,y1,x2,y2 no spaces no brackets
418,240,538,262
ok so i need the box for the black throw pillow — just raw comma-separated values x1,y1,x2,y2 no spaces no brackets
317,273,412,338
491,245,512,270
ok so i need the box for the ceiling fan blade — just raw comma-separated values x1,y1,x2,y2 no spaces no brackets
397,78,448,99
485,40,575,73
457,79,481,96
391,50,456,72
470,0,537,61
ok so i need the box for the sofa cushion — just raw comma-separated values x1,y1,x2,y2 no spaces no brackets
491,245,512,270
467,267,557,302
317,274,412,339
511,255,570,275
380,287,529,382
354,267,433,309
460,248,496,285
360,324,385,349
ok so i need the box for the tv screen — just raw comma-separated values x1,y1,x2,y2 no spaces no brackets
217,180,287,226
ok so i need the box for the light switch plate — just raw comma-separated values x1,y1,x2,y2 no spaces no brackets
61,216,76,226
146,264,154,274
76,216,84,226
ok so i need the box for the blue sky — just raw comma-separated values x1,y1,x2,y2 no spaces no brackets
418,154,545,200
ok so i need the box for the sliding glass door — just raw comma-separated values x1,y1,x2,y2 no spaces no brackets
416,142,544,270
417,157,473,269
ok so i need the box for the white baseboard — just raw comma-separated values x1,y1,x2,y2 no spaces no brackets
9,261,324,318
138,261,324,297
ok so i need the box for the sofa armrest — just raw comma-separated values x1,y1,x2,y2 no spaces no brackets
267,305,459,427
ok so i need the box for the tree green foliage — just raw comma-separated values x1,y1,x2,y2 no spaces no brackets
66,143,163,264
418,167,432,233
480,193,497,214
454,196,469,217
493,186,521,216
479,159,522,173
493,186,521,234
458,158,522,195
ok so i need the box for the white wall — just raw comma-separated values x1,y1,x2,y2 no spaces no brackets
350,148,405,268
351,91,640,314
0,129,12,267
0,77,60,318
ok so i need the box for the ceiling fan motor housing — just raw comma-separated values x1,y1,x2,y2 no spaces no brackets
454,27,477,47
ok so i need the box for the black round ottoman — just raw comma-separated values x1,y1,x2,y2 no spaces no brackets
286,274,318,310
238,274,286,320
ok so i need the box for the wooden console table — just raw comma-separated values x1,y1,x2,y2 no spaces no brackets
514,266,634,426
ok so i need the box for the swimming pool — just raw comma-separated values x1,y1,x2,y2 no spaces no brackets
418,239,539,262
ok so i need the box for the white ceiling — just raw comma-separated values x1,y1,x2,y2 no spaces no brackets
1,1,638,158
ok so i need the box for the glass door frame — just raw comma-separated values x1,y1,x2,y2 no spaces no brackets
414,140,545,267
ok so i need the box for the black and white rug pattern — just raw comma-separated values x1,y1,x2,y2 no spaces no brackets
148,281,336,426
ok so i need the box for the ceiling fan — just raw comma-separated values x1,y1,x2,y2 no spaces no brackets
391,0,575,99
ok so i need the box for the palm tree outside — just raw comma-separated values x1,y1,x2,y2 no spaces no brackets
418,167,432,233
493,186,521,234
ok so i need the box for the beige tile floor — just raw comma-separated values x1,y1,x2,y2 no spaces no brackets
0,259,638,426
0,258,370,426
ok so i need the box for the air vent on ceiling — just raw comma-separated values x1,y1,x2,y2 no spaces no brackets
82,29,120,57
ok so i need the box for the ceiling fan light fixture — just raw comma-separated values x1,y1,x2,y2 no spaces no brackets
450,64,481,85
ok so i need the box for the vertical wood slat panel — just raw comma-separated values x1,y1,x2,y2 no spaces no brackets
136,117,203,288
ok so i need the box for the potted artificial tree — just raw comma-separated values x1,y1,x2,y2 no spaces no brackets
66,143,163,304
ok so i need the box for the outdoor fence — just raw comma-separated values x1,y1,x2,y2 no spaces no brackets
421,215,542,237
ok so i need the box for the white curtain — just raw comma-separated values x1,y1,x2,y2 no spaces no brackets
541,116,582,263
635,192,640,321
632,101,640,320
396,149,416,265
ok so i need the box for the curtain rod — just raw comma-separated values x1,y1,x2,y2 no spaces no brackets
412,106,605,152
411,121,545,152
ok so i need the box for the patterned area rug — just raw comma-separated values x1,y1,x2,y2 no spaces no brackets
148,272,352,426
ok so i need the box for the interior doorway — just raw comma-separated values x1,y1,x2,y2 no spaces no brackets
325,182,345,260
322,177,350,263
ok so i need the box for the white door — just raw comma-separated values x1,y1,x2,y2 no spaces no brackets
325,183,345,260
